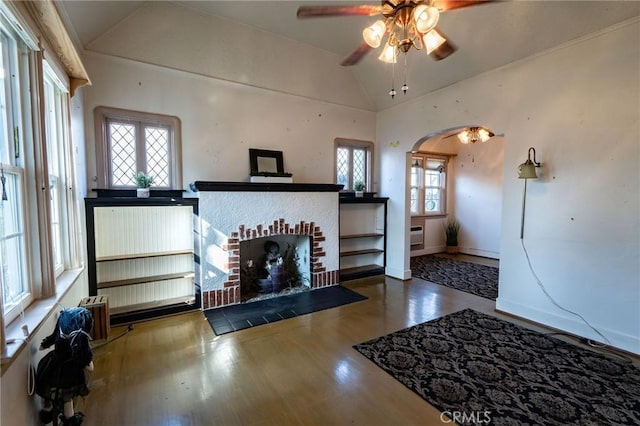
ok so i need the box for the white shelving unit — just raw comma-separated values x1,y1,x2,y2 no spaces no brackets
86,197,199,324
339,197,388,280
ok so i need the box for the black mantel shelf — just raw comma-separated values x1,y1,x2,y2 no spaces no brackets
191,181,344,192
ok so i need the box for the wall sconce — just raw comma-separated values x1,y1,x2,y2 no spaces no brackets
518,147,541,179
519,147,542,239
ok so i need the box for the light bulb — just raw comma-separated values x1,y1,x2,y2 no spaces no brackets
457,130,470,144
423,29,446,55
378,43,397,63
478,128,491,142
414,5,439,33
363,20,386,48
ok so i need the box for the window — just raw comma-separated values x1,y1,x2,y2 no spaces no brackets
410,154,447,216
44,62,71,275
95,107,182,189
0,21,31,321
335,138,373,191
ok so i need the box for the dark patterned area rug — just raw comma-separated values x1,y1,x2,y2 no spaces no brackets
354,309,640,425
411,255,499,300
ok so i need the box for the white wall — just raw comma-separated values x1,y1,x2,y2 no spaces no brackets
378,19,640,354
82,53,376,191
453,138,504,258
86,2,374,111
496,21,639,354
1,274,89,426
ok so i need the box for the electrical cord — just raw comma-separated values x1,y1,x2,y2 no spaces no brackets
90,324,134,349
520,238,611,346
18,298,36,396
544,331,633,363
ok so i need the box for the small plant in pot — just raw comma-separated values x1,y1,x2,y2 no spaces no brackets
444,218,460,254
134,171,153,198
354,180,365,197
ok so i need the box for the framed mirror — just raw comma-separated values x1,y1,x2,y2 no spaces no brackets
249,149,287,176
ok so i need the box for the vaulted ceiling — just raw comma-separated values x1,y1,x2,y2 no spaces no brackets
58,1,640,111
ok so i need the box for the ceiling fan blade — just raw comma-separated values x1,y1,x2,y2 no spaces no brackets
341,42,374,66
443,132,462,139
432,0,493,12
429,29,457,61
297,5,382,18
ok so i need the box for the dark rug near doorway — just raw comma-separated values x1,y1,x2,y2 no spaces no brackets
205,285,367,335
354,309,640,425
410,255,499,300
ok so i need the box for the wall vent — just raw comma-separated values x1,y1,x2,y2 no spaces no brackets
410,225,423,246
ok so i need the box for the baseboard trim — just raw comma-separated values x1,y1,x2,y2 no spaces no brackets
495,298,640,356
385,266,411,280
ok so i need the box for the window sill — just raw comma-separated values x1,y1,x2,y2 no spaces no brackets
411,214,447,219
1,267,85,372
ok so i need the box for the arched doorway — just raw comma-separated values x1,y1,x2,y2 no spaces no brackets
407,126,504,260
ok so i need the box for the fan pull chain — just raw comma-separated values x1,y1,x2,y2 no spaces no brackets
402,54,408,95
389,62,396,99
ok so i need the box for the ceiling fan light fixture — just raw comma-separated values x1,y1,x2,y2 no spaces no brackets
457,130,471,144
363,19,386,48
477,128,493,142
413,4,439,34
378,42,397,63
457,127,495,144
423,28,446,55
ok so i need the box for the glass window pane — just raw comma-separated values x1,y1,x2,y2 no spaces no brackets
109,122,137,186
44,80,60,176
336,147,349,188
145,126,169,187
425,188,441,212
426,170,440,187
1,172,26,308
353,148,366,188
0,33,10,165
411,167,420,187
410,187,419,214
44,72,64,271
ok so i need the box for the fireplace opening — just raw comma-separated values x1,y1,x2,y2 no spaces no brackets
239,235,311,302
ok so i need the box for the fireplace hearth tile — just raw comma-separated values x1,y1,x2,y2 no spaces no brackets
212,322,234,335
278,310,296,319
246,317,268,327
204,286,367,335
230,319,250,331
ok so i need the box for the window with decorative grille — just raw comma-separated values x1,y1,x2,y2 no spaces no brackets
334,138,373,191
94,107,182,189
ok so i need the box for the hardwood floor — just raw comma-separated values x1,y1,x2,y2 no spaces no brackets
80,271,500,426
83,253,635,426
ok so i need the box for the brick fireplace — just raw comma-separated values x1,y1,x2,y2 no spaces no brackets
192,182,342,310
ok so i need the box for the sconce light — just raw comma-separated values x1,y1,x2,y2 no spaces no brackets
518,147,542,239
518,147,541,179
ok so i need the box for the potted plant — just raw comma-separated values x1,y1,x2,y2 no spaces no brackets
134,171,153,198
444,218,460,254
354,180,365,197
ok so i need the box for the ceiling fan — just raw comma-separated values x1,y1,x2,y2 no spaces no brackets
297,0,492,67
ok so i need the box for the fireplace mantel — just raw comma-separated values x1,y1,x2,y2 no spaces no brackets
191,181,343,192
